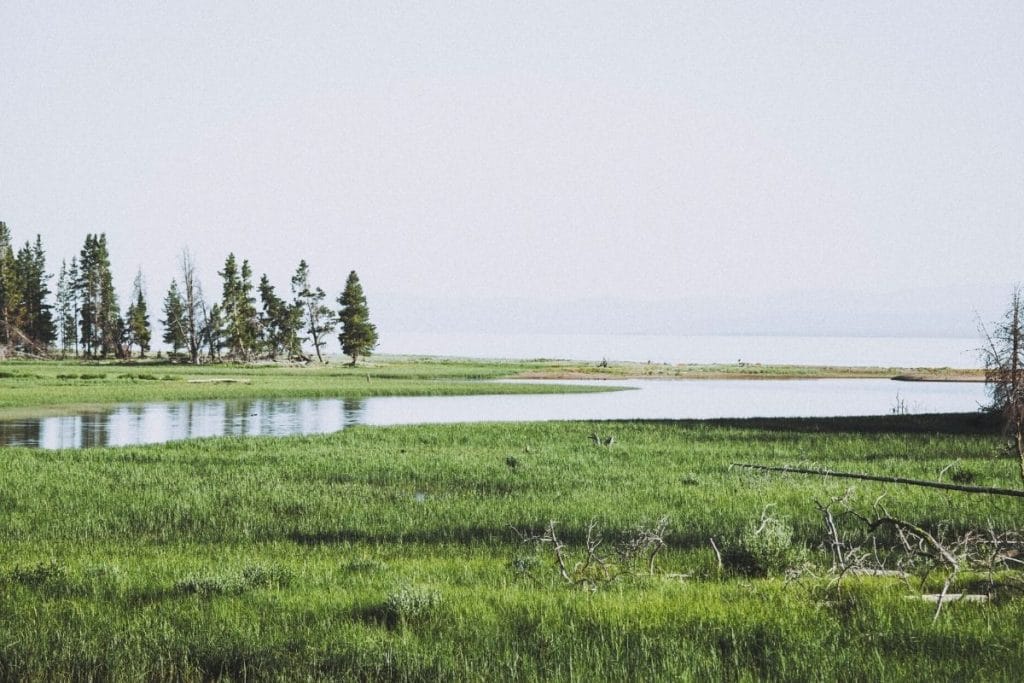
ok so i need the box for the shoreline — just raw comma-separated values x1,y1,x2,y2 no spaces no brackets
505,362,985,383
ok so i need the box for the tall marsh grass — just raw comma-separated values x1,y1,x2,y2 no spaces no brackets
0,414,1021,679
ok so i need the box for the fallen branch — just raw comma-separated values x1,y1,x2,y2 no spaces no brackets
732,463,1024,499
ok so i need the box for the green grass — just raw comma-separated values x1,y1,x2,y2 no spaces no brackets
0,357,613,415
0,355,983,416
1,412,1022,680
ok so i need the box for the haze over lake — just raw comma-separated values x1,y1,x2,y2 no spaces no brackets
377,334,982,368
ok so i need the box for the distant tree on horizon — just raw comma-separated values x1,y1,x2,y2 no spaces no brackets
981,285,1024,483
291,260,334,363
126,270,151,358
76,234,118,357
161,279,187,356
337,270,377,366
218,253,260,360
259,273,303,360
55,258,80,356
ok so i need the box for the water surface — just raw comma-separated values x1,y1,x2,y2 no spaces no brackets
379,333,981,368
0,378,988,450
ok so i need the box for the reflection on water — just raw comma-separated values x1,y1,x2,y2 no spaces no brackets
0,398,369,450
0,379,989,450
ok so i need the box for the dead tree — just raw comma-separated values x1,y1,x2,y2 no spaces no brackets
980,285,1024,483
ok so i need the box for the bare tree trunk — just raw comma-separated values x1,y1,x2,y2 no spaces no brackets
180,249,205,365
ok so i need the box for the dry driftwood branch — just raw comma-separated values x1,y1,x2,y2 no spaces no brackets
709,537,723,571
732,463,1024,499
861,516,960,570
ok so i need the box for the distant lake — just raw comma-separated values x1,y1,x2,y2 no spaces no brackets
377,333,982,368
0,378,988,450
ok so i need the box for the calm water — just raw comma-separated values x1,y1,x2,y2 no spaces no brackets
378,333,982,368
0,379,989,450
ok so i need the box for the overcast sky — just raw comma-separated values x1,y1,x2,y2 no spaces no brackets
1,2,1022,338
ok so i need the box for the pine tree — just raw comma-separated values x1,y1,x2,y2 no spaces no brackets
75,234,117,357
218,254,259,360
56,258,82,356
96,235,119,357
25,236,55,348
127,270,151,358
76,235,97,355
291,260,335,363
161,279,187,356
66,257,80,356
259,274,302,360
337,270,378,366
0,222,22,346
204,302,223,362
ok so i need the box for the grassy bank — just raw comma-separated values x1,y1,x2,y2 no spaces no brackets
0,358,610,414
1,414,1021,679
0,356,983,416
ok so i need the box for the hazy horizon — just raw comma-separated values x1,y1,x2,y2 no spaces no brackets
2,2,1021,344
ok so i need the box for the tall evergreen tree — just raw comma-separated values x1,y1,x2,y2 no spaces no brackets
203,302,223,362
337,270,378,366
161,279,187,356
76,235,97,355
96,235,119,357
0,221,21,346
13,236,55,350
66,257,80,356
258,273,302,360
218,254,260,360
75,234,117,356
126,270,151,358
291,260,335,363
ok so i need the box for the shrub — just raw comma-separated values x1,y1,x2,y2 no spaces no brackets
241,564,294,589
724,514,808,576
384,584,442,623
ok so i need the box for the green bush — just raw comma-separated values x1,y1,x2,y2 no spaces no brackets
384,584,442,623
725,514,808,576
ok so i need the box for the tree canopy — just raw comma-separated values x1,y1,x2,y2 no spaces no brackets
337,270,378,366
0,221,378,364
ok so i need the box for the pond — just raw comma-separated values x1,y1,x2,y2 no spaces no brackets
0,379,989,450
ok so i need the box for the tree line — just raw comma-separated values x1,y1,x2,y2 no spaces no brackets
0,221,377,365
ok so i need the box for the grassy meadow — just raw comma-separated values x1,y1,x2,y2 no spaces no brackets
0,355,981,416
0,358,1021,680
0,357,612,416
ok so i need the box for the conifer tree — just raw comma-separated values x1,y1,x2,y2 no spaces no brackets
291,260,334,363
0,221,21,346
126,270,151,358
218,254,260,360
204,302,223,362
67,257,80,356
76,234,118,357
259,273,302,360
337,270,378,366
14,236,55,349
161,279,187,356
